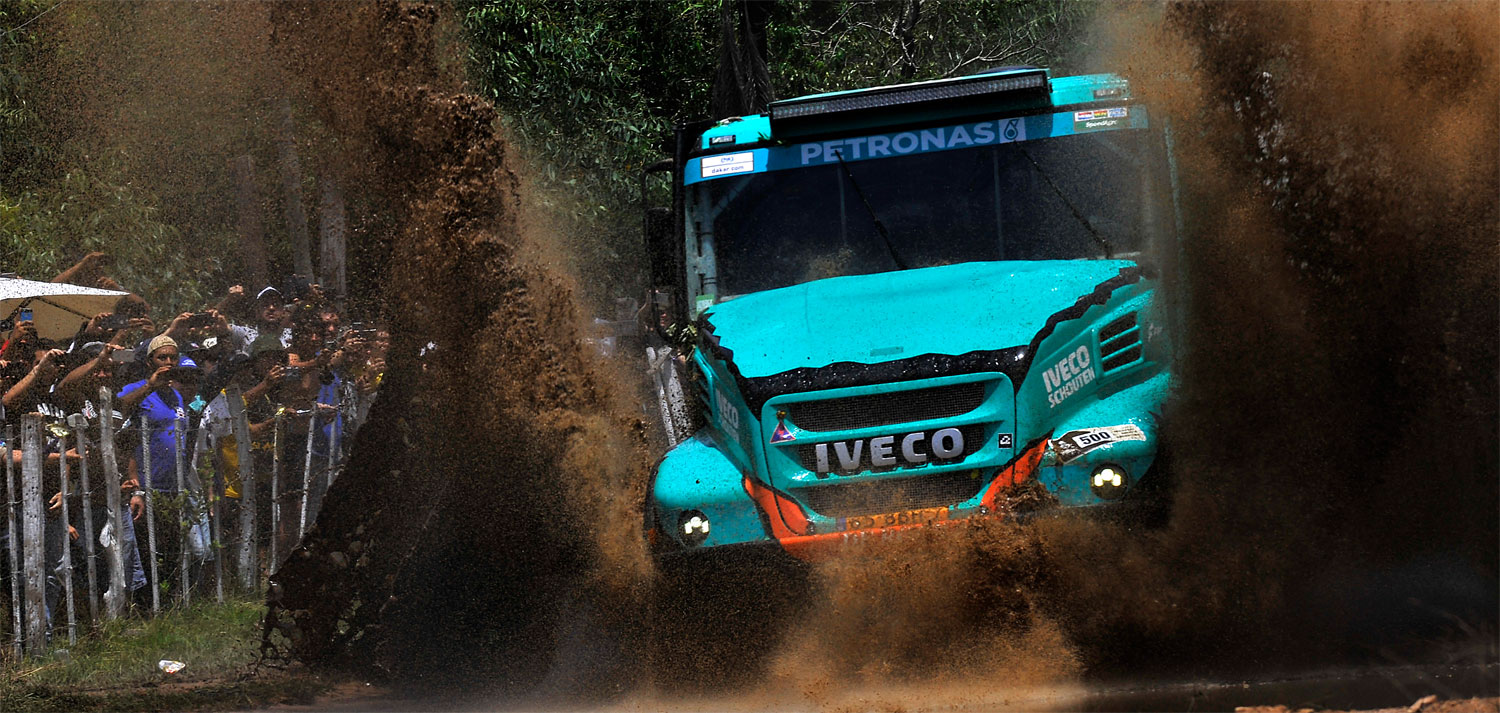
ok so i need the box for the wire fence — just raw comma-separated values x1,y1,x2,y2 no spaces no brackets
0,384,367,660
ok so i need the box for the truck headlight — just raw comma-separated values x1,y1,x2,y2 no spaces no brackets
679,510,711,547
1090,464,1128,500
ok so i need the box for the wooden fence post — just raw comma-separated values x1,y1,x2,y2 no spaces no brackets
174,416,189,606
57,427,76,645
202,424,224,604
299,411,317,542
97,388,126,621
270,411,282,570
69,414,99,625
6,425,22,657
326,402,339,490
140,415,159,615
225,385,256,591
21,414,47,656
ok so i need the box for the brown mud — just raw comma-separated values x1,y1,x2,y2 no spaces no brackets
252,1,655,689
671,3,1500,707
17,0,1498,710
257,0,1498,703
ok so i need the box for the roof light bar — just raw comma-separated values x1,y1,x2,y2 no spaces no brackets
770,70,1049,123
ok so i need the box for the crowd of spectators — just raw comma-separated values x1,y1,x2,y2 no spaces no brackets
0,254,387,636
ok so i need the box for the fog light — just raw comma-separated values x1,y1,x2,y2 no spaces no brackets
679,510,710,547
1090,465,1128,500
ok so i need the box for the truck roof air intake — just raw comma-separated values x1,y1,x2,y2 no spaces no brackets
768,69,1050,139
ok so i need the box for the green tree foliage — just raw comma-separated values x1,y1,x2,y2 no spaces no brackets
459,0,718,306
1,0,1099,317
0,1,265,318
459,0,1094,307
0,0,58,187
771,0,1093,96
0,160,216,315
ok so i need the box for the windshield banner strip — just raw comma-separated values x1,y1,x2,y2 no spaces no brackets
686,106,1148,185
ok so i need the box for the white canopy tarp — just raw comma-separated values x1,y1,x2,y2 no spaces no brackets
0,276,130,342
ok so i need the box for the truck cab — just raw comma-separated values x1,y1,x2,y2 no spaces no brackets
643,67,1179,561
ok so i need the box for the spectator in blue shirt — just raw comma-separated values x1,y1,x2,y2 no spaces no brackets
116,334,209,601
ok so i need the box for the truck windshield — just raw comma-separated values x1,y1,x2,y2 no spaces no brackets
689,127,1169,297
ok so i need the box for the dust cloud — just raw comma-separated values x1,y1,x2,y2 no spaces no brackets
253,1,656,688
261,0,1498,702
713,1,1499,707
20,0,1495,707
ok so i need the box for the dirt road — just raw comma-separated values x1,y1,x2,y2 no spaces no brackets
254,665,1496,713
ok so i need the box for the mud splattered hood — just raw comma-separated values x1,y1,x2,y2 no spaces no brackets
701,260,1139,380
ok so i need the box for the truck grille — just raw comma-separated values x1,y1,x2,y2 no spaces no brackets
1099,312,1142,372
786,381,986,432
793,423,987,474
791,469,989,518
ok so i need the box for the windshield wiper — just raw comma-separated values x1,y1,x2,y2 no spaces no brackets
1018,146,1113,259
833,149,909,270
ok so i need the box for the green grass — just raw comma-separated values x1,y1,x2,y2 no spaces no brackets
1,596,330,712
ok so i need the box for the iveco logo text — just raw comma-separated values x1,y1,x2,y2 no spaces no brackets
1043,345,1097,408
715,389,741,442
813,428,964,474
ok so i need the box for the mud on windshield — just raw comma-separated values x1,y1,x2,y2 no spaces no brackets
688,127,1172,297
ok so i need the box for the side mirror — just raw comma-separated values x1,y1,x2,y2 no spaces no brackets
641,158,678,338
644,207,675,289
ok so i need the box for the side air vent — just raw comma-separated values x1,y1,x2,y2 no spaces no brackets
1099,312,1143,373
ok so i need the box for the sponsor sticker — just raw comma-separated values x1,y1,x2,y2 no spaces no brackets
709,135,736,146
770,420,796,443
842,506,949,532
699,151,755,179
1051,424,1146,464
794,118,1026,167
715,388,741,444
997,433,1014,448
1042,345,1097,409
694,293,715,317
1073,106,1129,133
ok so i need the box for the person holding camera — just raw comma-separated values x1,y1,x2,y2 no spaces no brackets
119,309,229,381
226,286,293,356
198,333,293,566
46,339,151,609
3,338,67,415
117,335,209,603
55,341,126,410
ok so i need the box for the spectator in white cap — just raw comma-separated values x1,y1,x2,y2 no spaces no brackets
117,334,208,600
225,286,292,356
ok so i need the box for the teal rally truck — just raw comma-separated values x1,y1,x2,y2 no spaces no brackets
640,67,1179,565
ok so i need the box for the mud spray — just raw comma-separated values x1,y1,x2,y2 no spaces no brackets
763,4,1498,708
24,0,1497,707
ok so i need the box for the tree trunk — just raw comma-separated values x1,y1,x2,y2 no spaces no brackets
232,155,269,288
710,0,775,120
279,98,313,279
319,177,348,304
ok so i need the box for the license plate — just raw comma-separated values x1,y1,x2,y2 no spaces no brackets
844,506,949,531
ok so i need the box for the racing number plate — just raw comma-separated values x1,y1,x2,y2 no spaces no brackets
844,506,949,532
